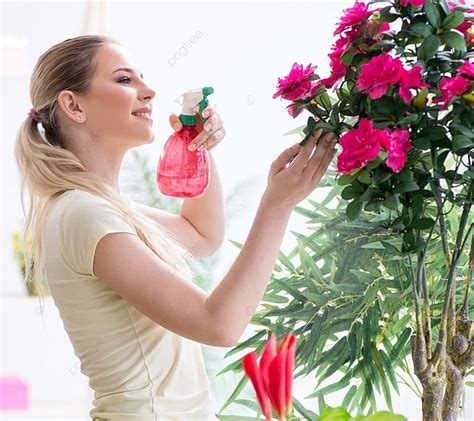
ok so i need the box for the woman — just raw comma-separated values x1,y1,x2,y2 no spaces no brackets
14,34,337,421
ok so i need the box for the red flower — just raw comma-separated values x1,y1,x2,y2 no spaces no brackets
242,333,296,421
356,54,404,99
337,118,385,174
399,66,430,103
273,63,319,101
433,75,471,110
321,57,348,89
334,1,372,35
457,61,474,79
380,128,412,173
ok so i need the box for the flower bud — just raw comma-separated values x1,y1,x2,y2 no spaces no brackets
412,88,429,108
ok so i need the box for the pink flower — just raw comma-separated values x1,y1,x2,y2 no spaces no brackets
457,61,474,79
434,75,471,110
336,118,386,174
321,57,348,89
356,54,404,99
400,0,427,7
273,63,319,101
334,1,372,35
399,66,430,103
380,128,412,173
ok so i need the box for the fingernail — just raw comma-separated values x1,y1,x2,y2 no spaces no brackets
205,123,212,132
188,143,195,151
173,123,181,131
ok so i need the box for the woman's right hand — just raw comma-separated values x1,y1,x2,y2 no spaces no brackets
263,128,338,211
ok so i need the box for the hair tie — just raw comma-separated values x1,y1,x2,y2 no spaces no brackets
28,108,42,124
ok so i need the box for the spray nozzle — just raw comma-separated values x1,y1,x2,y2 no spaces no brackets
175,86,214,126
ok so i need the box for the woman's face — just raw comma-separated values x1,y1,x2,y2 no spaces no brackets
73,43,156,150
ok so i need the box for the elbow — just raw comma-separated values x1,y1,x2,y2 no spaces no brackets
219,333,237,348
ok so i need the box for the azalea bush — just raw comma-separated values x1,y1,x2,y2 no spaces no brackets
272,1,473,420
219,1,473,421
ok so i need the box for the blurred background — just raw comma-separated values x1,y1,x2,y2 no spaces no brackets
1,0,473,420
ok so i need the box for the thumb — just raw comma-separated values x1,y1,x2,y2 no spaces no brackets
271,143,301,174
169,114,182,132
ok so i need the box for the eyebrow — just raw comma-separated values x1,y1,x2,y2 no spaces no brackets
112,67,144,79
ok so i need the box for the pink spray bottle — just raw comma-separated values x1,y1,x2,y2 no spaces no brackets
157,86,214,198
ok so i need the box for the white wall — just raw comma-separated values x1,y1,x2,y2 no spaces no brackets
1,1,473,420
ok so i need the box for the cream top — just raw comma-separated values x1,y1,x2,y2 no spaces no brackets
43,189,217,420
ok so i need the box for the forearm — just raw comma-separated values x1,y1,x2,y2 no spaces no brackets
180,151,225,248
205,192,293,346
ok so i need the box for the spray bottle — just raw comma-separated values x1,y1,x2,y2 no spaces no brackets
156,87,214,198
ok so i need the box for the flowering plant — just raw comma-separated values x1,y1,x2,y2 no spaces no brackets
272,1,473,420
242,333,296,421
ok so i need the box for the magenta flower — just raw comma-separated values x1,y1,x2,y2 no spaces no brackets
433,75,471,110
272,63,319,102
336,118,385,174
334,1,372,35
356,54,404,99
321,57,348,89
399,66,430,103
400,0,427,7
457,61,474,79
380,128,412,173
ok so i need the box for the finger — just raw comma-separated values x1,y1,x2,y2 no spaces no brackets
188,114,222,151
311,144,337,184
291,128,324,172
270,143,302,174
203,113,221,133
196,128,225,151
303,132,337,176
195,102,216,118
169,114,182,132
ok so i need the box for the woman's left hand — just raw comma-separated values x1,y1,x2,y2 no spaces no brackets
169,102,226,152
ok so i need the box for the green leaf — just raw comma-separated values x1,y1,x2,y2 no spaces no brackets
441,11,465,30
443,30,467,51
382,194,400,211
466,381,474,387
292,396,319,420
411,217,436,230
341,48,355,66
393,182,419,194
320,406,351,421
452,134,473,154
362,412,407,421
389,327,411,362
419,35,440,60
346,198,363,220
409,22,433,37
424,1,441,28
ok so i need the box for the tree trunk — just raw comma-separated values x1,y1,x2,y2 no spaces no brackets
421,380,444,421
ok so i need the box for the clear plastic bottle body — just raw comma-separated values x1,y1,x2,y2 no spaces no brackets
157,125,209,198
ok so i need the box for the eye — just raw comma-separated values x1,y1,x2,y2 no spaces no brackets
117,77,132,84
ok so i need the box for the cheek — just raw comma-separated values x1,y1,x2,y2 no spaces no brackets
91,84,135,124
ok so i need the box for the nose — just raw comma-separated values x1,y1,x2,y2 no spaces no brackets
141,84,156,101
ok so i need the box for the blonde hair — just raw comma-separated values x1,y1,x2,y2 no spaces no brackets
14,35,192,316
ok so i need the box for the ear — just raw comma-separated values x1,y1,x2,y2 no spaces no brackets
57,90,86,122
169,114,182,132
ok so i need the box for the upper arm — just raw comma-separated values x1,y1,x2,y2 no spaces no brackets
93,232,232,347
131,202,218,259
